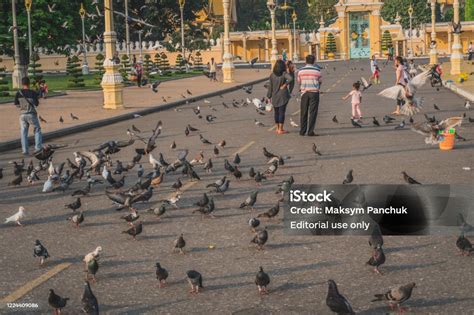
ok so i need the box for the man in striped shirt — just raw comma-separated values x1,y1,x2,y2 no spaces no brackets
297,55,322,136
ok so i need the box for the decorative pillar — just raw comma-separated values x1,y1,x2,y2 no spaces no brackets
288,31,293,60
11,0,24,89
242,33,248,62
450,0,462,75
222,0,235,83
448,31,452,54
267,1,278,68
429,0,438,65
101,0,124,110
292,10,299,61
319,16,325,60
335,7,348,60
264,36,270,62
371,8,383,57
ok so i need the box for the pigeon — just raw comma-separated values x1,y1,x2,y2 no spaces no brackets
254,119,265,127
394,120,406,130
48,289,69,315
137,164,144,178
289,118,299,127
242,85,253,94
251,227,268,249
351,119,362,128
81,281,99,315
249,167,256,178
254,171,267,185
147,204,167,220
122,221,143,240
412,116,463,145
326,280,355,315
249,218,260,232
456,232,473,256
39,115,47,123
465,101,471,110
240,191,258,210
264,160,279,176
65,198,81,211
84,247,102,266
218,140,226,148
150,80,161,93
155,262,169,288
68,211,85,227
224,159,235,173
5,206,26,226
71,183,92,196
233,166,242,180
372,283,416,313
402,171,421,184
199,134,212,144
433,103,440,110
383,115,396,124
257,202,280,219
368,223,384,249
204,158,213,173
372,117,380,126
172,178,183,191
120,211,140,225
193,198,216,218
194,193,209,208
87,258,99,282
59,116,64,123
186,270,203,294
312,143,322,156
332,115,339,123
366,245,386,274
174,234,186,254
255,267,270,295
70,113,79,120
206,115,216,123
33,240,49,266
342,170,353,184
160,194,180,209
457,213,474,234
249,57,258,67
8,174,23,186
360,77,372,91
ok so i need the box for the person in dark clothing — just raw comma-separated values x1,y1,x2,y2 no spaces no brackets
135,62,143,87
14,77,43,155
286,60,296,94
267,59,293,135
297,55,322,136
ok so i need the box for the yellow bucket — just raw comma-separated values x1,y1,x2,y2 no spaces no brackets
439,129,455,151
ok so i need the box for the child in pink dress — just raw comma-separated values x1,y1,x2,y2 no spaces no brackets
342,82,362,121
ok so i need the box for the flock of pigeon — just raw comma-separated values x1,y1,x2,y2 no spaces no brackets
2,63,473,314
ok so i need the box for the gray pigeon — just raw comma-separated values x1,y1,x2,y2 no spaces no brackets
81,281,99,315
255,266,270,295
372,283,416,313
326,280,355,315
186,270,203,294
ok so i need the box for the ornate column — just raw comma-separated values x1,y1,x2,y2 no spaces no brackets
319,16,325,60
292,10,299,61
267,1,278,68
101,0,124,109
448,31,452,54
429,0,438,65
264,36,270,61
450,0,462,75
371,8,382,57
11,0,24,89
222,0,235,83
288,30,293,60
335,4,348,60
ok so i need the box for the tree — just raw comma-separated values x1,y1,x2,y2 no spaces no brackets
465,0,474,21
94,53,105,84
28,52,43,88
120,54,131,83
163,23,210,63
325,33,336,54
0,58,9,96
154,53,162,69
381,0,430,29
381,30,393,52
66,56,85,88
159,53,171,76
143,54,154,78
175,54,184,72
193,51,203,69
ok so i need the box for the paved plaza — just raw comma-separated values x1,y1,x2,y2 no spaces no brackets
0,60,473,314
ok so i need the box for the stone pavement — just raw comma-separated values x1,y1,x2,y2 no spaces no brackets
0,60,473,314
0,69,266,143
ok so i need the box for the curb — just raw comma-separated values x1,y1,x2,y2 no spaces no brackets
0,77,267,153
0,92,68,105
443,81,474,102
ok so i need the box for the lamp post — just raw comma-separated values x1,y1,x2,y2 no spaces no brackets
429,0,438,64
79,3,89,74
11,0,23,89
125,0,130,58
25,0,33,61
450,0,462,75
292,10,299,61
138,29,144,62
222,0,235,83
101,0,124,109
179,0,186,61
408,5,413,57
267,0,278,69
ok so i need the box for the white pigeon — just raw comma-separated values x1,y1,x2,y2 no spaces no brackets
42,175,55,193
252,98,265,110
84,246,102,264
48,161,56,176
465,101,471,110
101,165,110,181
254,119,265,127
289,118,299,128
133,114,142,118
204,99,211,104
149,153,161,168
5,206,26,226
378,70,429,117
162,194,180,209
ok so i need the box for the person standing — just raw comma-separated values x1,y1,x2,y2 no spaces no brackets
342,82,363,121
370,55,378,82
282,49,288,62
393,56,409,115
135,62,143,87
468,42,473,61
297,55,322,136
267,60,293,134
208,57,217,82
14,77,43,156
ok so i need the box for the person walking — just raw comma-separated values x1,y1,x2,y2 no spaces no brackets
370,55,378,82
392,56,409,115
14,77,43,156
267,60,293,135
342,82,363,121
297,55,322,136
208,57,217,82
468,42,473,61
135,62,143,87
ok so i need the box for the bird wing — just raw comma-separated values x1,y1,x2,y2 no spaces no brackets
410,122,436,137
77,151,99,169
408,70,429,93
360,77,369,87
378,85,404,100
438,116,463,131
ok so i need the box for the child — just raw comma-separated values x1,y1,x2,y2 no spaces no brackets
342,82,362,121
408,59,417,78
39,80,48,99
373,65,381,84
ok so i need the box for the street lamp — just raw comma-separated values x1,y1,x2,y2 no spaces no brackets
179,0,186,64
25,0,33,61
408,5,413,57
450,0,462,75
11,0,23,89
292,10,298,61
222,0,235,83
429,0,438,64
125,0,130,58
267,0,278,68
79,3,89,74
